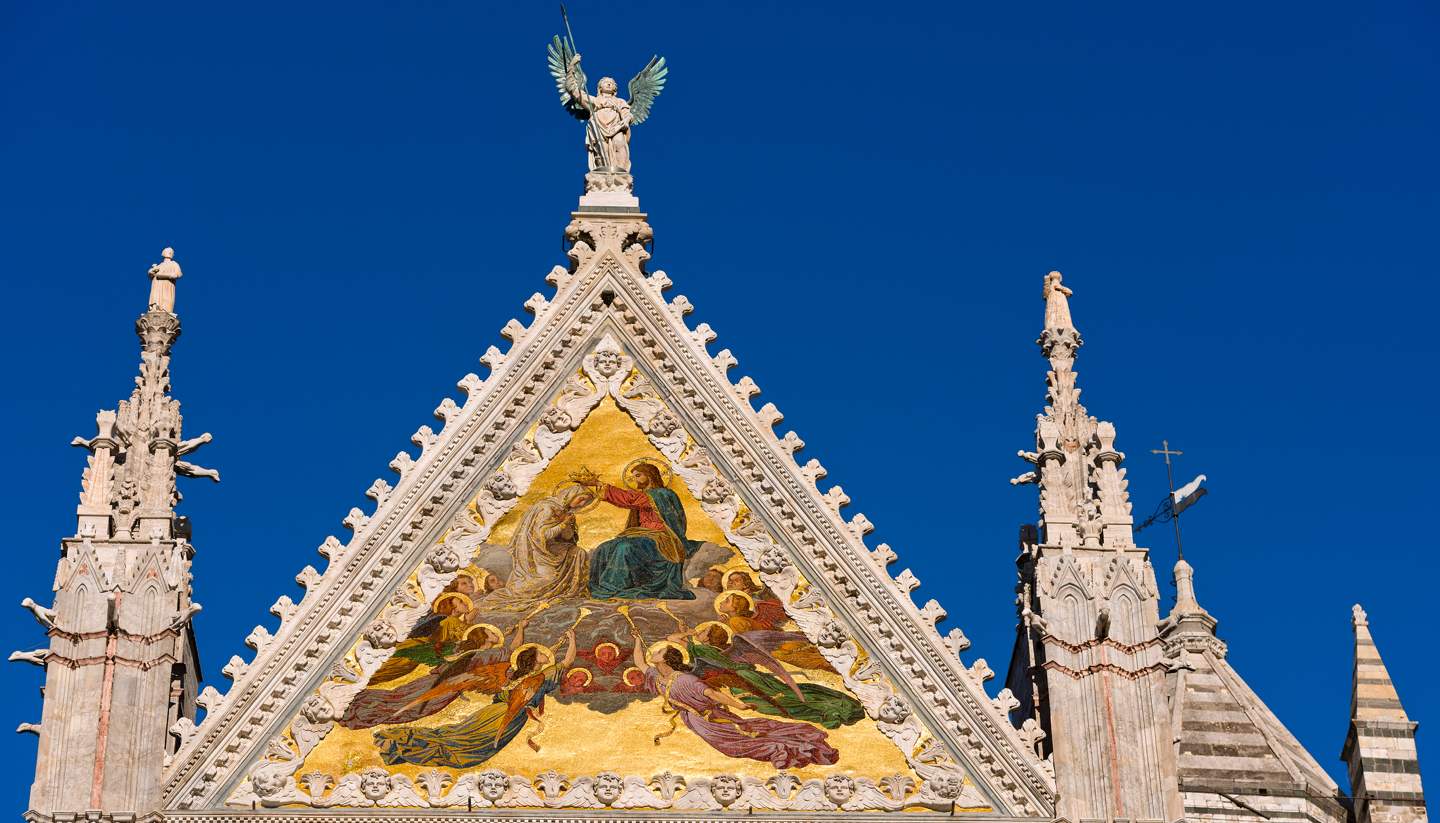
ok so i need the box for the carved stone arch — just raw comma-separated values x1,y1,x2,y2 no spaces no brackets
60,574,108,635
1043,553,1091,602
1052,584,1091,644
1106,584,1144,646
129,578,169,636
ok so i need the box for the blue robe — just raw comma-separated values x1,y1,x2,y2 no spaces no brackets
373,668,562,768
588,487,701,600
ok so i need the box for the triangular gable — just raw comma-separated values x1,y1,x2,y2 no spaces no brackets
160,208,1053,816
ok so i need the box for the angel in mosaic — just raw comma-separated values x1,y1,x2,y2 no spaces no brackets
374,621,580,767
631,626,840,769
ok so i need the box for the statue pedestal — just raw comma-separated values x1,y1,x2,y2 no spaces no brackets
578,190,640,211
579,171,639,211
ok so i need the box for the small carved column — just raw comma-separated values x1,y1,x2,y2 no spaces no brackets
75,410,121,539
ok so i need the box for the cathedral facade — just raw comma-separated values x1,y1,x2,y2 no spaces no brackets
15,46,1427,823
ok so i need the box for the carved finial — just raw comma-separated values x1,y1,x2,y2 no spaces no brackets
1043,271,1074,331
147,246,183,313
1352,603,1368,628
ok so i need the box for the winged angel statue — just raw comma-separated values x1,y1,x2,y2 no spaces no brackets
547,34,667,178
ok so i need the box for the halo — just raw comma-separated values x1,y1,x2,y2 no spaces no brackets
714,589,755,616
510,642,557,671
621,457,673,490
463,622,503,646
646,639,691,665
621,666,645,686
566,667,594,686
551,480,602,512
594,641,621,659
432,592,475,615
452,570,479,584
692,620,734,645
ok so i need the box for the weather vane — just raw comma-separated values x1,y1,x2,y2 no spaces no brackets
1137,439,1208,559
547,5,667,197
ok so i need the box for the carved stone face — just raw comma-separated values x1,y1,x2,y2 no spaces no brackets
299,695,335,725
709,774,742,807
250,768,288,798
594,772,624,805
486,472,517,500
824,775,857,806
817,621,848,649
364,621,398,650
926,774,963,800
593,349,624,377
598,77,618,95
540,407,573,433
477,770,509,802
647,410,680,437
699,478,731,505
878,695,910,725
426,545,462,574
358,768,392,802
757,546,789,574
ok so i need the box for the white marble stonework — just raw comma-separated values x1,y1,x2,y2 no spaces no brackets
13,65,1426,823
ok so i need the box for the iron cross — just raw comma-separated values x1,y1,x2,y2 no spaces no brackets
1150,439,1186,560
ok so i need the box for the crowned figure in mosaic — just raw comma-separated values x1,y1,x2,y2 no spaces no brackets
482,483,596,610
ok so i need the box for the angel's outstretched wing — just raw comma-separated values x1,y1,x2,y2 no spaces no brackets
546,35,588,117
729,632,805,702
627,55,668,125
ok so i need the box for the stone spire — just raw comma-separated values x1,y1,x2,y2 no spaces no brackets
1007,272,1181,822
1014,271,1135,549
19,249,212,818
1344,605,1428,823
1160,558,1220,652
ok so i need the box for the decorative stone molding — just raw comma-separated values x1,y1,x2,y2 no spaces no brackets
225,765,989,814
161,208,1052,816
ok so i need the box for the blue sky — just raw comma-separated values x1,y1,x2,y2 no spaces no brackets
3,0,1436,810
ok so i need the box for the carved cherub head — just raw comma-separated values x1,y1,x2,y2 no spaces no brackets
878,695,911,725
709,774,743,807
592,349,624,377
594,772,625,806
299,695,336,725
926,774,963,800
824,775,857,807
250,767,289,798
816,621,848,649
358,768,392,802
363,620,398,650
477,770,509,802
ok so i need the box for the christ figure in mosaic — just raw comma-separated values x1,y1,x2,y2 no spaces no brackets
571,461,701,600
